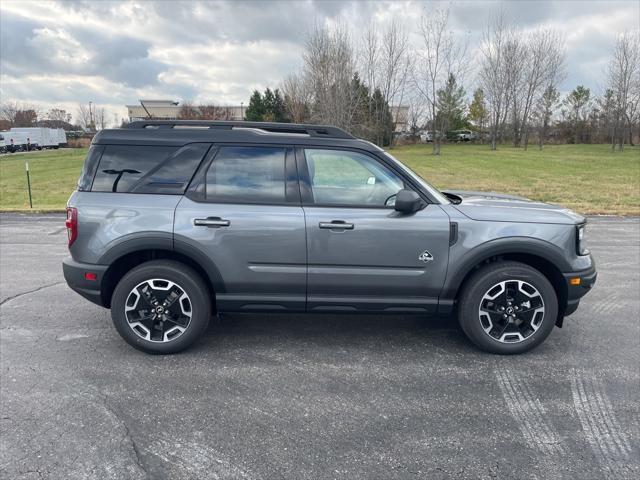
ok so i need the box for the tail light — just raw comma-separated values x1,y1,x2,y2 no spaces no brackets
65,207,78,247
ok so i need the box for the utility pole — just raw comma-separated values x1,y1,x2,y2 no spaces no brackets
89,101,94,131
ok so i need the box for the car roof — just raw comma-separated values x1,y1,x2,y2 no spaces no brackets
92,120,382,152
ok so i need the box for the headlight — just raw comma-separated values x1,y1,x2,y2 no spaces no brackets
577,224,589,255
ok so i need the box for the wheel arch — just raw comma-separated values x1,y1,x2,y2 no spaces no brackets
443,238,570,325
99,238,224,310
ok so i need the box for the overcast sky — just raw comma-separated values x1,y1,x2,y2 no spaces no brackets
1,0,638,124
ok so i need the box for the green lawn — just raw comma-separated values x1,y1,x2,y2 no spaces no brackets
391,143,640,216
1,149,87,211
1,144,639,215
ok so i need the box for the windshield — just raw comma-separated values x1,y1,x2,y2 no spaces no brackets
382,151,450,204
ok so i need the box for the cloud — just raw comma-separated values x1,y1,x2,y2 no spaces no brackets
1,0,638,125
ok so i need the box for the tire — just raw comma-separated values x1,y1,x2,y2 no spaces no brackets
457,261,558,354
110,260,211,354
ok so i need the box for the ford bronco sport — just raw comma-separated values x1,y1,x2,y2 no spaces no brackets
63,121,596,355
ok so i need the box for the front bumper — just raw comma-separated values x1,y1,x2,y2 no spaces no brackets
562,260,597,316
62,256,109,307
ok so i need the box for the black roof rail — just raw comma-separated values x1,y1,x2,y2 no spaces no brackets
125,120,355,139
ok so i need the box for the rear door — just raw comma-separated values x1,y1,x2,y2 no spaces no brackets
298,147,450,313
174,145,307,312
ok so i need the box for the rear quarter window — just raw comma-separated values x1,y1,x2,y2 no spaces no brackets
91,144,210,194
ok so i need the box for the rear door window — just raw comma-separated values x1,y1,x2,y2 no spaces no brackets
204,146,286,203
91,144,210,193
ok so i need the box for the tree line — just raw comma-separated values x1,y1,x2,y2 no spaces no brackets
248,10,639,152
0,101,112,132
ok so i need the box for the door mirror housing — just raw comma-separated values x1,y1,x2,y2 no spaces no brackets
394,189,423,213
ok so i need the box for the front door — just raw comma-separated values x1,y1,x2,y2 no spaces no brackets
174,145,306,311
299,147,450,313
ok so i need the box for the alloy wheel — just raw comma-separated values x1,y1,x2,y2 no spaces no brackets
478,280,545,343
124,278,192,343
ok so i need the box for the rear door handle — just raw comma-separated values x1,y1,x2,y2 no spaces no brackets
319,221,354,230
194,217,230,228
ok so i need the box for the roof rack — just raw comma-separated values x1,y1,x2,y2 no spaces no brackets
125,120,355,139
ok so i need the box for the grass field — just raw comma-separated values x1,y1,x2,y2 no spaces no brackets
1,144,639,214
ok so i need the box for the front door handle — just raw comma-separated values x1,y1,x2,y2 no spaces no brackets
194,217,230,228
319,220,354,230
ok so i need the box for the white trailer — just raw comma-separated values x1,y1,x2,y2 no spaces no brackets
1,131,29,152
10,127,59,149
55,128,67,147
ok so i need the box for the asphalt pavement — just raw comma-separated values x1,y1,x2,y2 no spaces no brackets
0,214,638,480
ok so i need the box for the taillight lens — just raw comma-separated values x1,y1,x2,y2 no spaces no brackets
65,207,78,247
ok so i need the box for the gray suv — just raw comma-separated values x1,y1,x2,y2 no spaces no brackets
63,121,596,355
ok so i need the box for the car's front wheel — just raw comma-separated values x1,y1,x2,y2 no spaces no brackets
458,261,558,354
111,260,211,354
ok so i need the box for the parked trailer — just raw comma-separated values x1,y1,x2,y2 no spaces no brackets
1,128,68,153
10,127,60,149
1,131,29,152
55,128,67,147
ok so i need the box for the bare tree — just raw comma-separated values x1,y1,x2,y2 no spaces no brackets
303,22,361,130
407,96,426,135
360,23,380,96
281,73,311,123
414,8,468,155
1,101,42,127
479,10,514,150
178,101,199,120
76,103,94,130
46,108,72,123
519,29,565,149
1,101,20,125
376,20,411,145
608,30,640,151
503,34,527,147
94,107,107,130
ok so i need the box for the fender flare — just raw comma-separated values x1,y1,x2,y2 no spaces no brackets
98,232,226,294
441,236,571,300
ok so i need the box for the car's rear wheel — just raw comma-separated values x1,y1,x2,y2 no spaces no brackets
111,260,210,354
458,261,558,354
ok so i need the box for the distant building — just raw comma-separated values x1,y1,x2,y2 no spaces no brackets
126,100,244,122
391,105,410,132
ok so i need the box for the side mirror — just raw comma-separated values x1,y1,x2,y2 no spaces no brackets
394,189,423,213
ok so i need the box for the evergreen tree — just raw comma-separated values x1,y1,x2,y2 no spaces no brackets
371,87,394,146
436,73,467,136
563,85,591,143
468,88,487,137
245,90,265,121
262,88,276,121
272,89,288,122
535,85,560,149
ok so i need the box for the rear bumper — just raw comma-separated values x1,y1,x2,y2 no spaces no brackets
562,261,597,316
62,256,108,308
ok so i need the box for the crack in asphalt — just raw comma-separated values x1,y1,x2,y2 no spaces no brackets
92,392,150,480
0,282,65,307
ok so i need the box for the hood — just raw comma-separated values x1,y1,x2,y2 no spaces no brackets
442,190,585,225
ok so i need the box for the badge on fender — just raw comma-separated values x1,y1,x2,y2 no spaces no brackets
419,250,433,263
